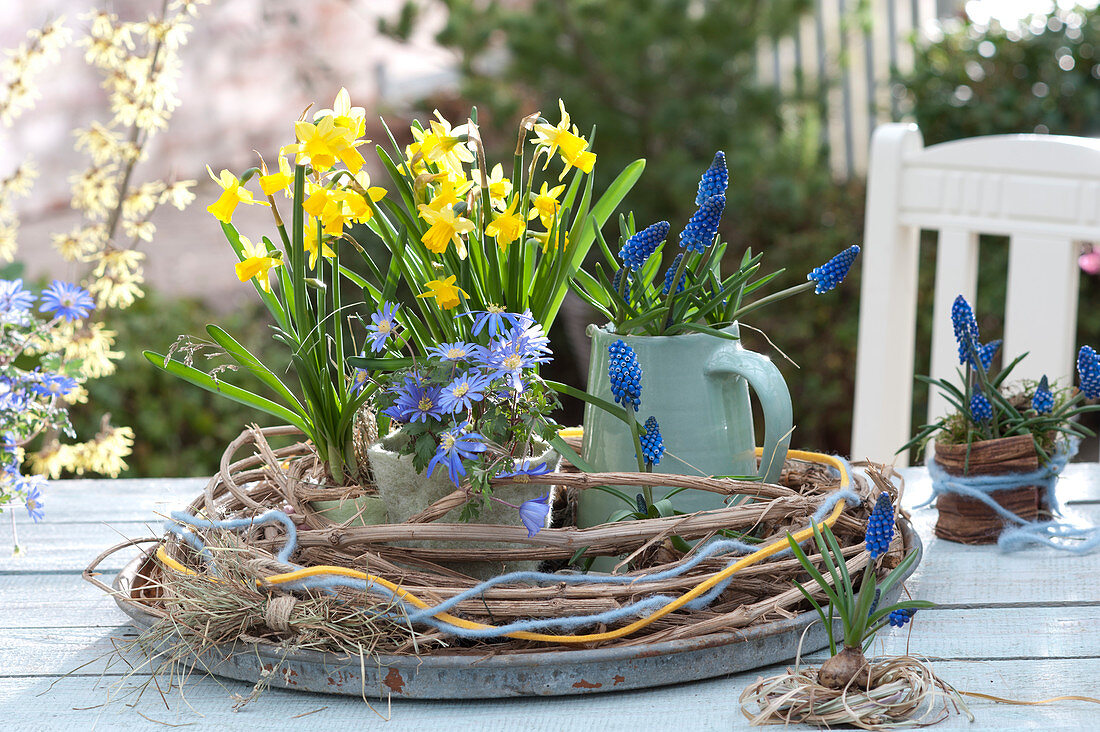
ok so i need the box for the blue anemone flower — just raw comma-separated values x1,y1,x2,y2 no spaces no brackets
518,493,550,537
864,492,895,559
807,245,860,294
678,194,725,253
427,423,488,487
619,221,670,271
31,374,78,399
695,152,728,205
438,370,493,414
467,307,520,338
23,484,44,523
608,339,642,411
1032,375,1054,414
39,281,94,321
0,279,34,315
496,460,552,480
428,341,484,362
383,375,444,423
367,301,400,353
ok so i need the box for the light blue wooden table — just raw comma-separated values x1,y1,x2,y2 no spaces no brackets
1,466,1098,731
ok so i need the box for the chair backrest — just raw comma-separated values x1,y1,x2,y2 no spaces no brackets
851,123,1100,466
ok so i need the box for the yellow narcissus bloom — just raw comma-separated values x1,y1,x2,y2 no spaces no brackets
424,171,473,211
234,235,282,292
417,275,469,310
528,181,565,227
291,114,364,173
485,196,525,251
411,112,475,173
473,163,513,209
314,87,366,138
532,99,597,179
259,154,293,196
534,227,569,254
417,203,476,258
300,215,336,269
206,166,267,224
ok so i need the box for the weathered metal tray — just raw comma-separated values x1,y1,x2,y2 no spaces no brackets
111,522,920,699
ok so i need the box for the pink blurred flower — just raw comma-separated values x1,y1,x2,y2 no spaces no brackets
1079,249,1100,275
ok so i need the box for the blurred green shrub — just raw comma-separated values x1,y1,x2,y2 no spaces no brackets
897,4,1100,458
67,291,282,478
898,6,1100,145
382,0,865,454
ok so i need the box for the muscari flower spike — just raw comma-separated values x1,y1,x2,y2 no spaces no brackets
889,608,916,628
608,339,642,411
612,267,633,300
662,253,685,295
695,151,728,206
619,220,670,271
977,339,1001,371
639,415,665,466
970,392,993,422
1078,345,1100,399
951,295,980,367
678,194,725,254
807,245,860,294
1032,375,1054,414
864,492,895,559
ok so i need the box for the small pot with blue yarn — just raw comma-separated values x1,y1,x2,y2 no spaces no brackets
932,435,1047,545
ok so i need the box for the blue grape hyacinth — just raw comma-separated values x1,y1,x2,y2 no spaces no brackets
976,339,1001,371
661,253,685,295
864,492,895,559
1032,375,1054,414
888,608,916,628
1078,345,1100,399
608,339,642,411
619,221,670,271
639,415,665,466
951,295,980,366
695,151,728,205
678,194,725,253
970,392,993,422
807,245,860,294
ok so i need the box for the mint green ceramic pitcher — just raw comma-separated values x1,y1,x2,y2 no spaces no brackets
577,323,793,528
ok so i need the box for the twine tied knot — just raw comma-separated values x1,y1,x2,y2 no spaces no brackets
264,594,298,632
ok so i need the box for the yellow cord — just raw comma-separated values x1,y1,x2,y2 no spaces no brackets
156,448,850,644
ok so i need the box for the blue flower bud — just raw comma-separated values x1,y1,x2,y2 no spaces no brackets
807,245,860,294
695,151,728,206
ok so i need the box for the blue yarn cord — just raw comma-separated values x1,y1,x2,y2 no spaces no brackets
924,440,1100,554
160,476,861,639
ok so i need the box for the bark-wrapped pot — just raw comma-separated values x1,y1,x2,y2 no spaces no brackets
932,434,1047,544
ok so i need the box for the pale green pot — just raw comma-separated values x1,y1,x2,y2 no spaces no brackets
309,495,389,526
577,323,793,528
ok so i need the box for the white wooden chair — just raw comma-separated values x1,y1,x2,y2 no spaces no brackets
851,123,1100,465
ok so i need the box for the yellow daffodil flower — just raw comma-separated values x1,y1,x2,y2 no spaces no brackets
528,181,565,227
259,155,293,196
343,174,387,224
302,224,336,269
425,173,474,211
473,163,513,209
534,227,569,254
410,112,475,173
314,87,366,138
485,196,525,251
532,99,597,179
417,203,476,258
417,275,469,310
206,166,267,224
235,235,282,292
291,114,364,173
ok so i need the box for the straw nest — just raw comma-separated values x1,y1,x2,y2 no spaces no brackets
104,425,909,658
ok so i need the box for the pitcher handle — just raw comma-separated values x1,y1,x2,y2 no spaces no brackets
704,346,793,484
